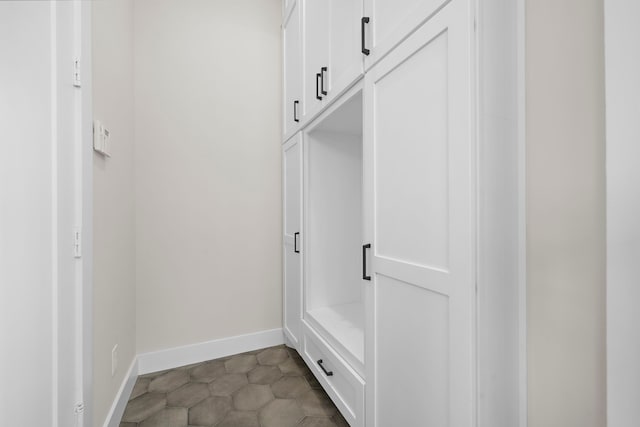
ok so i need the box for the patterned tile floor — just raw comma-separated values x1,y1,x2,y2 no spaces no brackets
119,345,349,427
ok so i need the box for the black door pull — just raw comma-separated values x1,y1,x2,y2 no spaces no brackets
361,17,370,55
316,73,323,100
317,359,333,376
293,100,299,122
294,232,300,253
321,67,328,96
362,243,371,281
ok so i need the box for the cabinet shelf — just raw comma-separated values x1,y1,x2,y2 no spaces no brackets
307,301,364,377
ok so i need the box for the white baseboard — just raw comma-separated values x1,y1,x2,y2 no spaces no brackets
103,357,138,427
137,328,284,375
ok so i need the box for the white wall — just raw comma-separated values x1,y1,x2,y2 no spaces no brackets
526,1,606,426
134,0,282,353
605,0,640,425
92,1,136,425
0,2,54,424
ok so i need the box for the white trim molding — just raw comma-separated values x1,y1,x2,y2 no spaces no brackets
137,328,285,375
102,358,138,427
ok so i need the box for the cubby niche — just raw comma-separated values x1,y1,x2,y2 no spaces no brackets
303,87,364,377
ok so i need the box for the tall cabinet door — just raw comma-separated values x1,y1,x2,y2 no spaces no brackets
363,0,450,69
283,0,302,141
283,134,304,348
363,1,474,426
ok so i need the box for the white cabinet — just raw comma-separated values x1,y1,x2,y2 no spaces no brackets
283,1,302,141
362,0,449,69
302,0,364,122
283,133,303,347
282,0,522,425
363,0,474,425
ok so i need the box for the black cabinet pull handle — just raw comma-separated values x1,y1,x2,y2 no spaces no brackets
362,243,371,281
361,17,370,55
317,359,333,376
321,67,328,96
293,100,299,122
316,73,323,100
294,232,300,253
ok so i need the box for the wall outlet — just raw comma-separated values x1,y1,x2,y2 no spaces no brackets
111,344,118,377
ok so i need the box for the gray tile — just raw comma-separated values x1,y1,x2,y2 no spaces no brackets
167,382,210,408
188,396,232,426
217,410,260,427
258,399,305,427
305,373,322,389
279,358,307,377
225,355,258,374
233,384,274,411
297,390,337,417
121,393,167,423
209,373,248,396
271,376,311,399
148,369,190,393
130,378,151,401
247,365,282,385
299,417,339,427
332,413,350,427
190,360,226,383
139,407,188,427
256,347,289,366
119,423,137,427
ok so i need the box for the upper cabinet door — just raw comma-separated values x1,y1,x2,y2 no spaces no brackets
303,0,363,123
283,1,302,140
363,0,451,70
326,0,364,101
302,0,330,122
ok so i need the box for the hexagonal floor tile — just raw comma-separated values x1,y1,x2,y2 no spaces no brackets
225,354,258,374
247,365,283,385
233,384,274,411
297,390,337,417
298,417,341,427
190,360,226,383
259,399,305,427
217,410,260,427
130,378,150,400
167,382,210,408
209,373,248,396
271,376,311,399
188,396,232,426
257,347,289,366
279,358,307,377
139,407,187,427
121,393,167,423
148,370,190,393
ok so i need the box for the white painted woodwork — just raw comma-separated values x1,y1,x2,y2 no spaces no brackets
302,0,329,121
364,1,474,426
283,0,302,140
302,0,363,123
605,0,640,425
303,87,365,375
363,0,449,70
283,134,303,347
301,321,365,427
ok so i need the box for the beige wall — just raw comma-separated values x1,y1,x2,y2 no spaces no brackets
92,0,136,425
526,1,606,426
133,0,282,353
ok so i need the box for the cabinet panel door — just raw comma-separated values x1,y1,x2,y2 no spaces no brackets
283,134,303,347
364,1,474,426
363,0,451,69
302,0,330,122
326,0,364,102
283,0,302,140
